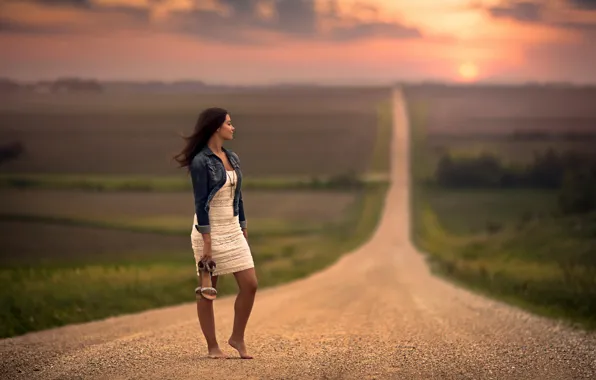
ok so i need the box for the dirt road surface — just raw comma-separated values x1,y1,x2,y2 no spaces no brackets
1,88,595,379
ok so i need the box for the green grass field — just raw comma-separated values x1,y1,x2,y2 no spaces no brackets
0,185,388,338
424,188,557,235
405,86,596,330
0,88,392,338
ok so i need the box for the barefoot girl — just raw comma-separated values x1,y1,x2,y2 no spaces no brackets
174,107,258,359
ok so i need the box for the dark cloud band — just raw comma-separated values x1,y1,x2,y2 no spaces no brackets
0,0,422,43
485,0,596,33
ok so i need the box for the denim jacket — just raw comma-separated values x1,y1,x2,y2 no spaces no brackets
189,145,246,234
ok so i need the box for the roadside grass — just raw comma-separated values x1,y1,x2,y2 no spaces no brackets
423,187,557,235
0,185,388,339
406,98,596,330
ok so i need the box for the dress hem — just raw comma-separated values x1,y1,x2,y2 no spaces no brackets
208,263,255,277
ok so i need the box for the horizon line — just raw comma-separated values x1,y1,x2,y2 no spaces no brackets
3,77,596,88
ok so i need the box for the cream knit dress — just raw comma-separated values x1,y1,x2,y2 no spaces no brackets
191,170,254,277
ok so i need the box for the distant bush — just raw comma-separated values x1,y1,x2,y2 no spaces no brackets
435,153,504,188
558,167,596,215
326,171,364,189
434,148,596,192
525,149,567,188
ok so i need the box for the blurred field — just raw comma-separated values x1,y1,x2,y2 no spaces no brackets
0,189,355,223
424,188,557,235
0,87,390,176
0,87,391,115
0,172,390,192
0,221,188,266
403,84,596,136
403,85,596,172
405,84,596,328
424,139,595,166
0,189,356,267
0,86,392,338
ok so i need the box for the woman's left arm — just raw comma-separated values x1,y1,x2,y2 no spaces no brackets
239,190,247,238
232,151,248,237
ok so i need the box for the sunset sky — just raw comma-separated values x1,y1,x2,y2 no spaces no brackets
1,0,595,84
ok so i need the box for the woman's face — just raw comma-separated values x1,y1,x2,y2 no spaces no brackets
217,114,235,140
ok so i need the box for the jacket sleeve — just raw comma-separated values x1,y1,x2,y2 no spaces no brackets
189,156,211,234
231,151,247,229
239,189,247,229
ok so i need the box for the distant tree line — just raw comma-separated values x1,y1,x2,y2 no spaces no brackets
0,78,103,94
507,130,596,141
48,78,103,93
434,148,596,215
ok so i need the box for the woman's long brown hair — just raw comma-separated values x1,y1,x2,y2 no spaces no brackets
173,107,228,170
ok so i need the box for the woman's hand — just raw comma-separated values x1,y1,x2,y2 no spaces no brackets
242,228,248,240
202,245,213,261
201,234,212,260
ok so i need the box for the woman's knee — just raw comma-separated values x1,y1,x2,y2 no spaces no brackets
240,276,258,294
250,278,259,293
241,278,258,295
235,268,258,294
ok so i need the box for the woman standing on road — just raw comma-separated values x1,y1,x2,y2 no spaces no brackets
174,107,257,360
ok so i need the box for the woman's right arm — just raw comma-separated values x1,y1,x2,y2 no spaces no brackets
189,156,211,237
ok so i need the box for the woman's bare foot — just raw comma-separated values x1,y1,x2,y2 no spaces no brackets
207,346,227,359
228,338,253,359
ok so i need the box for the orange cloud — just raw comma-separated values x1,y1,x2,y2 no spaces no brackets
255,0,278,21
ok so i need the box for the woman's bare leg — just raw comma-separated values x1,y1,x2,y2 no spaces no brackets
228,268,258,359
196,275,227,358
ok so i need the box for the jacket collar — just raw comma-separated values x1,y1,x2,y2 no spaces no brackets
201,145,227,156
201,145,235,163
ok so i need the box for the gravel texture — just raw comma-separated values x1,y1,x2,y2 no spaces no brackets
1,88,595,379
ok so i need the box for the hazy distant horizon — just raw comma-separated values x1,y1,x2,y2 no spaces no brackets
4,77,596,88
2,1,596,86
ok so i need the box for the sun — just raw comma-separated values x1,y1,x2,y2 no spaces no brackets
458,62,479,81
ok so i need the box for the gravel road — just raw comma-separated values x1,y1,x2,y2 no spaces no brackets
1,88,595,379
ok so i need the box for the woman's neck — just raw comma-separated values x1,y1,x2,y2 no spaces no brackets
207,138,223,155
